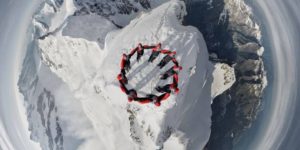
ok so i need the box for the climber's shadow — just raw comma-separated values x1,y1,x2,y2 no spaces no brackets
127,60,150,80
127,54,173,92
134,67,161,91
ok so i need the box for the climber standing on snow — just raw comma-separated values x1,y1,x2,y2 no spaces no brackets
117,75,129,93
172,73,179,93
129,43,155,62
154,92,171,106
148,43,162,62
156,73,180,94
120,53,131,72
133,93,170,107
118,53,130,84
127,89,137,102
117,75,138,102
160,65,182,80
155,84,172,93
119,68,128,84
155,83,179,94
157,50,177,69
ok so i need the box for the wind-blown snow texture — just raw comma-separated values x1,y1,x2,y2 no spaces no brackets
20,0,235,150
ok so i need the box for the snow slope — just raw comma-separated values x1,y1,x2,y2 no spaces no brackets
72,0,168,27
211,63,235,98
37,0,235,149
33,0,76,36
17,1,100,150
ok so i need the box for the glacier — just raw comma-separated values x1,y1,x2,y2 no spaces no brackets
18,0,235,150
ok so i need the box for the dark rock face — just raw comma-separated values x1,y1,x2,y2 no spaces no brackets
18,44,64,150
18,5,65,148
37,88,64,150
18,68,64,150
73,0,152,26
184,0,266,149
184,0,235,65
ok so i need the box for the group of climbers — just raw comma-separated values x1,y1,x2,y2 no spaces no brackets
117,43,182,106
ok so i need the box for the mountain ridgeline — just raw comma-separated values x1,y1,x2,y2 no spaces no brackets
183,0,267,149
17,0,265,149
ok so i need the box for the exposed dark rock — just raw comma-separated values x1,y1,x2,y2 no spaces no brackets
18,37,65,150
184,0,267,149
37,88,64,150
73,0,152,21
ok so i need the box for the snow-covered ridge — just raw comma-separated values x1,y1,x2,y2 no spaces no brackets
39,1,206,149
18,0,97,150
33,0,76,36
18,0,235,150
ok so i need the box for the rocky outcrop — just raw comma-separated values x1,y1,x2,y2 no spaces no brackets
18,47,64,150
184,0,267,149
37,88,64,150
222,0,267,137
18,1,73,150
19,0,161,149
74,0,151,16
73,0,166,26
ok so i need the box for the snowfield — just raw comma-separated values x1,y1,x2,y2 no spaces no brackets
36,0,235,150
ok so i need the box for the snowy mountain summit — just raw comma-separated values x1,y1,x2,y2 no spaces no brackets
37,0,235,149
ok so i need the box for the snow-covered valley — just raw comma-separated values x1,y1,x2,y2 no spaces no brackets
18,0,235,149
